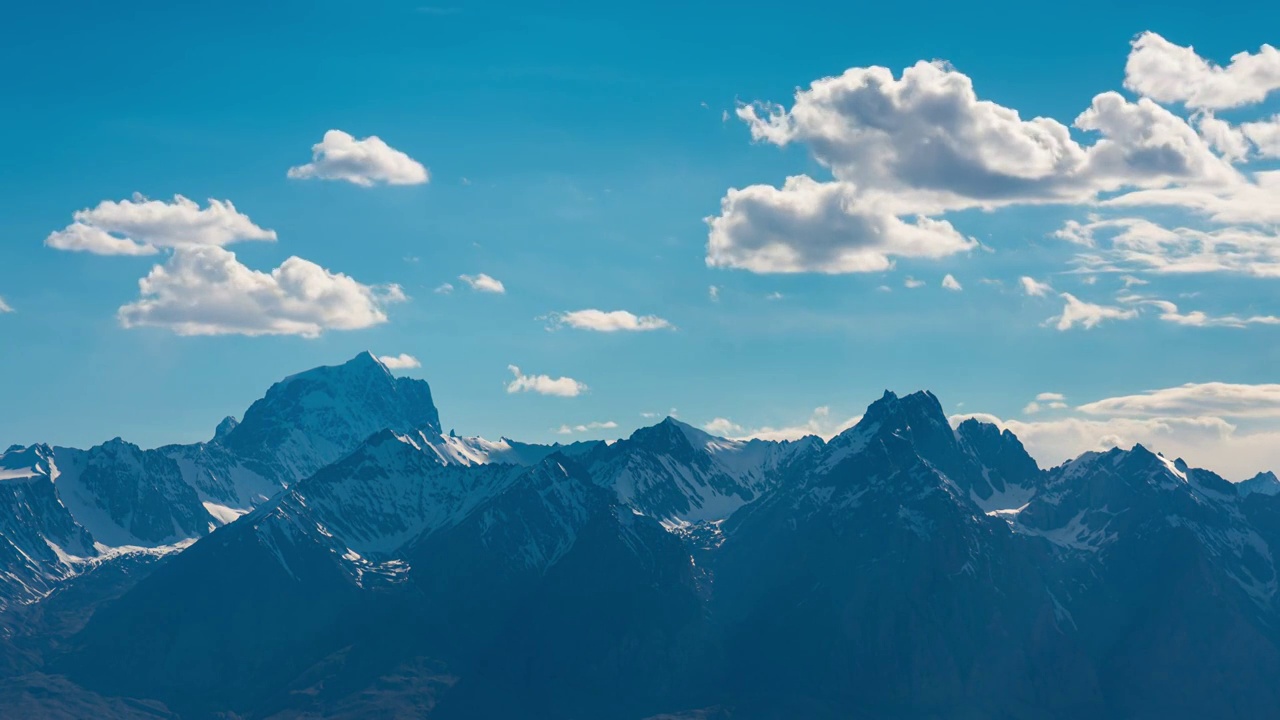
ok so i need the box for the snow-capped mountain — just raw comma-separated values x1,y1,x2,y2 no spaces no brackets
0,352,585,612
582,416,818,526
4,355,1280,719
218,351,443,482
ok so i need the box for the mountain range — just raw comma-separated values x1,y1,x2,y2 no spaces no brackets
2,352,1279,719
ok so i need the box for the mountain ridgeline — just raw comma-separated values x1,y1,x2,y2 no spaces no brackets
1,353,1279,719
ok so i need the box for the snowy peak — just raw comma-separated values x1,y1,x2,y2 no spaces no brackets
52,440,210,547
0,442,55,481
592,417,818,525
624,417,703,462
219,352,443,481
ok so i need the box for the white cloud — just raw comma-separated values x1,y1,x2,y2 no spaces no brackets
555,420,618,435
1139,298,1280,328
287,129,428,186
765,291,784,300
458,273,505,293
378,353,421,369
1059,217,1280,277
548,309,673,332
1196,112,1253,162
433,283,454,294
116,246,405,338
703,406,861,442
735,58,1232,213
705,176,976,273
1019,276,1054,297
903,276,925,289
941,273,963,291
1243,116,1280,158
1120,274,1148,287
1023,392,1068,415
1124,31,1280,110
710,37,1262,281
1049,292,1139,330
506,365,586,397
0,296,12,313
1102,171,1280,227
703,417,743,436
45,194,276,256
1078,382,1280,419
708,285,720,302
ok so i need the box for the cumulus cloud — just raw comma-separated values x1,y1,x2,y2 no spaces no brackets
703,406,861,442
45,194,276,256
378,353,421,369
1243,117,1280,158
0,296,12,313
1124,31,1280,110
506,365,586,397
709,33,1280,285
555,420,618,435
548,309,673,332
433,283,454,294
1049,293,1139,330
708,285,720,302
903,276,925,289
1078,382,1280,419
942,273,963,291
705,176,976,273
117,246,405,337
1189,112,1280,164
287,130,428,186
459,273,505,293
733,57,1232,211
1019,276,1054,297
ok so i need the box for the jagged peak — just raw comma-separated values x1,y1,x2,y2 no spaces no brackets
212,415,239,442
1239,470,1280,497
863,389,944,421
834,389,948,445
98,436,140,452
0,443,57,479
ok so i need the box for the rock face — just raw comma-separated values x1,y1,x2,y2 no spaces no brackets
3,361,1280,718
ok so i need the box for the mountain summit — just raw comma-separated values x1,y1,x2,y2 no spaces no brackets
220,351,443,479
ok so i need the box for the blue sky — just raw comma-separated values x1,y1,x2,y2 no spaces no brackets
2,0,1279,478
